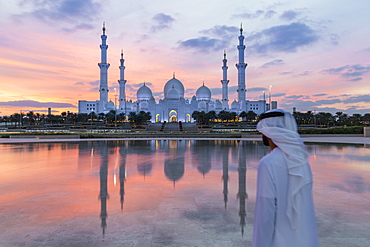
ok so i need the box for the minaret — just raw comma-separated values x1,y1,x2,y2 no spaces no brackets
98,22,110,113
236,24,247,112
221,51,229,110
118,50,127,111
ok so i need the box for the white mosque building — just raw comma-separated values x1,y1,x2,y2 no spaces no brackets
78,24,275,122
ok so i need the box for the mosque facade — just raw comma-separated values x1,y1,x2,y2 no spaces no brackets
78,24,275,122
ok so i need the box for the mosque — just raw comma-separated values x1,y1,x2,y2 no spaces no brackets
78,24,276,122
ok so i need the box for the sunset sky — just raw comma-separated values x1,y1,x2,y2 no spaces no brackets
0,0,369,116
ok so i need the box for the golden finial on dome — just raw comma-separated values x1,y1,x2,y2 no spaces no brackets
173,72,176,79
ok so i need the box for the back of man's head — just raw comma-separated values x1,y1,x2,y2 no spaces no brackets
257,109,298,133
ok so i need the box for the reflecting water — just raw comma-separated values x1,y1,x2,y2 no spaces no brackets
0,140,369,247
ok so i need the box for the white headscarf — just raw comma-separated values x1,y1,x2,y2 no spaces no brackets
257,109,313,229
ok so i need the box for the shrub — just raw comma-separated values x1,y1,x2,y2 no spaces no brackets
298,127,363,134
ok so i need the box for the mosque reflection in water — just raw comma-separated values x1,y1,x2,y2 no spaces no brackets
84,140,265,236
1,140,369,246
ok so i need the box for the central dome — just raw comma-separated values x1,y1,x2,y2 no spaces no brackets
164,76,184,98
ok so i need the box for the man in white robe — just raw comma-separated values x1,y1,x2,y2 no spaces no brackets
252,109,319,247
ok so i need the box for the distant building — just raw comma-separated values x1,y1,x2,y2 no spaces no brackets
78,24,276,122
271,101,278,110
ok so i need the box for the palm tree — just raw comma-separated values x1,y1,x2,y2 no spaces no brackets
217,111,240,123
77,113,89,123
293,111,305,125
98,113,105,121
26,111,35,125
242,111,257,122
191,111,209,126
315,112,334,126
230,112,238,123
351,113,362,125
105,110,116,123
88,111,97,120
128,112,137,122
139,111,152,123
2,116,8,127
363,113,370,124
338,113,349,125
206,110,217,122
239,111,247,121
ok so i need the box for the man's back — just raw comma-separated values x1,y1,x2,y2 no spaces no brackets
253,148,318,247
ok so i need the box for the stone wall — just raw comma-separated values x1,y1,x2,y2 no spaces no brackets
364,127,370,137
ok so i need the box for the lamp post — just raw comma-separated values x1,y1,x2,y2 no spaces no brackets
124,93,127,124
263,91,266,113
269,85,272,110
90,110,93,133
19,110,22,128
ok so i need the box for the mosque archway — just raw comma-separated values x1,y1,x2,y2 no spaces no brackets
169,110,178,122
186,114,191,123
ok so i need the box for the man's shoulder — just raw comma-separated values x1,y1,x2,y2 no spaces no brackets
259,148,285,167
262,147,284,159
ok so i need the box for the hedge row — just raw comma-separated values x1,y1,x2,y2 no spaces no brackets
298,127,363,134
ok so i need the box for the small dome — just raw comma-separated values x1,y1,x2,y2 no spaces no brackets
215,100,222,110
196,84,211,101
166,86,180,100
106,101,115,110
164,76,184,98
231,100,239,110
137,84,153,101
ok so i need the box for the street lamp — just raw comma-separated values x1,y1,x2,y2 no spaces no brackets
269,85,272,110
19,110,22,128
90,110,93,133
124,93,126,123
263,91,266,113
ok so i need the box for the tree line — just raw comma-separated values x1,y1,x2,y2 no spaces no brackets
1,110,370,127
191,110,370,127
0,110,152,127
293,111,370,126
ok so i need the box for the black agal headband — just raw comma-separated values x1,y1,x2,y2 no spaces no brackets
259,111,285,121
